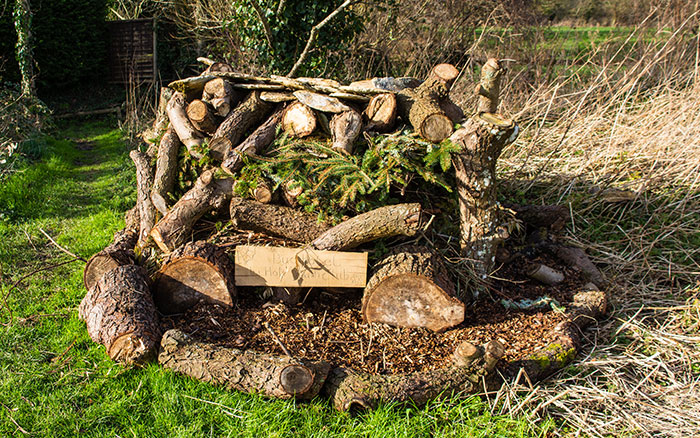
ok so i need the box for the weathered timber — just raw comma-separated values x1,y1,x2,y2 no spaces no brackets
154,241,236,314
167,92,205,159
476,58,502,114
362,245,464,332
260,91,296,103
293,90,352,113
210,91,274,161
150,127,181,215
150,169,234,253
363,93,397,132
221,105,285,175
78,265,160,365
130,150,156,248
230,197,330,243
83,224,137,291
168,75,216,100
330,109,362,154
349,77,421,93
186,99,218,134
527,263,564,285
142,87,174,148
159,329,331,400
202,62,234,75
281,101,317,138
312,203,427,251
450,113,518,282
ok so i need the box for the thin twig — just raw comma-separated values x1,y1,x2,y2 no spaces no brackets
39,228,87,262
248,0,274,50
1,403,29,435
181,395,243,418
263,322,293,358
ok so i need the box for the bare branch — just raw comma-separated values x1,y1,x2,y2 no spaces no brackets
276,0,287,15
248,0,274,50
287,0,356,77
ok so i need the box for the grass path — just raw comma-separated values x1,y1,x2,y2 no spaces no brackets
0,119,554,437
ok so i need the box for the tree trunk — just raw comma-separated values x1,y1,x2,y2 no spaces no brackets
221,105,286,175
150,127,181,215
210,91,274,161
450,113,518,282
153,241,236,314
281,101,317,138
330,110,362,155
130,150,156,248
78,265,161,365
150,169,233,253
83,227,137,292
362,245,464,332
363,93,397,132
230,197,330,244
202,77,240,118
186,99,218,134
312,203,427,251
159,329,331,400
167,92,205,159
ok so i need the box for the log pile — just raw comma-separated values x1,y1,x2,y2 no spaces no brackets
78,58,608,410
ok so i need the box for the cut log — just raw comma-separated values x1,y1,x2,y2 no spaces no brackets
476,58,502,114
260,91,296,103
312,203,427,251
252,178,274,204
281,102,317,138
330,110,362,154
210,91,274,161
159,329,330,400
440,99,465,124
422,63,459,95
232,83,287,91
281,181,303,208
150,169,234,253
202,78,240,117
83,226,137,291
293,90,352,113
130,150,156,248
221,105,286,175
153,241,236,314
150,127,181,215
527,263,564,285
552,245,608,289
167,92,205,159
362,245,464,332
230,197,330,243
186,99,218,134
450,112,518,283
363,93,397,132
329,92,370,103
78,265,160,365
202,61,234,75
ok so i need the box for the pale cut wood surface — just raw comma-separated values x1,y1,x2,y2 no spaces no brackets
234,245,367,288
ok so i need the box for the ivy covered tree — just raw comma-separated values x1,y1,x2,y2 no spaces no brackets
13,0,34,96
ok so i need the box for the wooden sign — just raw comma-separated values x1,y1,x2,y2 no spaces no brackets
234,245,367,288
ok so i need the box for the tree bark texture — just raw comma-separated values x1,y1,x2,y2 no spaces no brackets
154,241,236,314
150,127,181,215
230,197,330,244
210,91,274,161
450,113,519,282
221,105,285,175
330,109,362,154
362,245,464,332
312,203,427,251
83,227,137,292
158,329,331,400
78,265,160,365
167,92,205,159
363,93,397,132
150,169,234,253
130,150,156,248
281,101,317,138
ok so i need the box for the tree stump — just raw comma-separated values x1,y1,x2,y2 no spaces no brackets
158,329,331,400
153,241,236,314
78,265,160,365
362,245,464,332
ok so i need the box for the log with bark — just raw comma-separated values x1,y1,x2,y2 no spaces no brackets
210,91,274,161
550,245,608,289
230,197,330,244
186,99,218,134
150,127,181,216
167,92,206,159
220,105,286,175
83,207,139,291
130,150,156,248
281,101,317,138
153,241,236,314
363,93,397,132
159,329,331,400
150,169,234,253
142,87,174,149
202,77,240,118
362,245,464,332
79,264,160,365
330,109,362,154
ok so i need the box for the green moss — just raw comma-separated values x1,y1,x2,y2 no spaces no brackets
532,343,577,370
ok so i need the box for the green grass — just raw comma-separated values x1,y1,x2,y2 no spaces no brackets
0,119,555,437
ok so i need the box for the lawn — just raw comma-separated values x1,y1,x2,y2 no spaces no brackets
0,118,555,437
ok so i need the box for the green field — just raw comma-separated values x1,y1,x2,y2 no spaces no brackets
0,119,556,437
